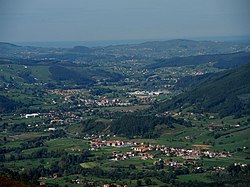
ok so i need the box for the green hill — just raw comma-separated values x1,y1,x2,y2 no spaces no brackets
147,52,250,69
0,57,124,86
159,63,250,117
0,95,19,113
110,114,190,138
49,65,95,85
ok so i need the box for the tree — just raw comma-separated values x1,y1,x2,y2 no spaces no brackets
129,164,136,170
0,154,6,162
137,180,142,186
145,178,153,185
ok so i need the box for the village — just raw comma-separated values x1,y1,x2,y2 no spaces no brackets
46,88,160,108
87,134,231,165
48,134,241,187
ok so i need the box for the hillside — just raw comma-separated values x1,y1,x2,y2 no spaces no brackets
0,42,20,49
75,114,190,138
0,95,19,113
147,52,250,69
49,65,95,85
1,40,250,60
101,39,250,59
0,57,124,87
110,114,190,138
159,63,250,117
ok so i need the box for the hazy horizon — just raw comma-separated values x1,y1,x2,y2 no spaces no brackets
1,0,250,44
7,35,250,48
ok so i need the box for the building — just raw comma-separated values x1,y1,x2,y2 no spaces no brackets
105,140,125,147
133,146,150,152
25,113,39,118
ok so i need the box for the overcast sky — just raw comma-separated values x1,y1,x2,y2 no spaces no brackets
0,0,250,42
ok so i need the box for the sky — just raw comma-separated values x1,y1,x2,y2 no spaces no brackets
0,0,250,42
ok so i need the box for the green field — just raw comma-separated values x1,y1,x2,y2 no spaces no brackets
46,138,90,152
177,173,214,183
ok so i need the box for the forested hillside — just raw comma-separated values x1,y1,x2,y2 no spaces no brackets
159,63,250,117
49,65,94,85
0,95,19,113
110,114,190,138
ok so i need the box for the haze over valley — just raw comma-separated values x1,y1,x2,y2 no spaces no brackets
1,0,250,186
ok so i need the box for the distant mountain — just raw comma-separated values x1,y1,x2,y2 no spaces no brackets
0,42,22,54
1,39,250,60
147,52,250,69
159,63,250,117
0,42,59,59
100,39,250,59
0,42,20,48
136,39,250,51
68,46,93,53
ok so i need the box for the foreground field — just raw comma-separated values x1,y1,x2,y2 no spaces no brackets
1,116,250,186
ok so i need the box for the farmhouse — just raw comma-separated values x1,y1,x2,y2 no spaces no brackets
91,141,105,148
25,113,39,118
46,127,56,131
105,140,125,147
50,119,64,124
133,146,150,152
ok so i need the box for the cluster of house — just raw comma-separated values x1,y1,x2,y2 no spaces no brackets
21,111,59,120
71,181,129,187
111,149,155,161
90,139,132,149
234,162,248,167
164,160,198,168
211,166,226,171
47,89,81,95
128,90,168,96
159,146,231,160
103,184,128,187
79,98,131,107
69,175,129,186
90,138,156,160
36,110,83,122
191,71,205,76
89,137,231,161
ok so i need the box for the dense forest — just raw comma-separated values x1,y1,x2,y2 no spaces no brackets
110,114,190,138
0,95,19,113
49,65,94,85
79,114,190,138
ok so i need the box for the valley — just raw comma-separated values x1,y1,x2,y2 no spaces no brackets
0,40,250,187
